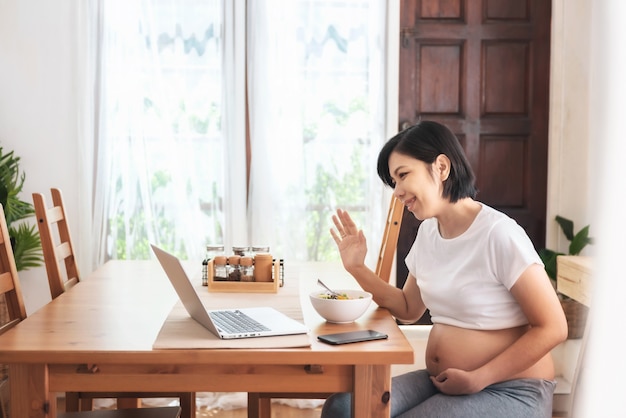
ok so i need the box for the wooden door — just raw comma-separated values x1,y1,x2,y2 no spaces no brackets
395,0,551,315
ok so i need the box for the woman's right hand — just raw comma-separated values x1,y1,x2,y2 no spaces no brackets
330,209,368,272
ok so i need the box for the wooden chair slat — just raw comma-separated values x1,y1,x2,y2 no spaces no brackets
47,205,65,223
0,272,14,295
56,242,73,260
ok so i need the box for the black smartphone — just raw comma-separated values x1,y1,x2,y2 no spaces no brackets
317,330,388,345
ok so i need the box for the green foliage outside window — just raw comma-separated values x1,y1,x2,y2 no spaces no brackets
305,148,366,262
110,94,370,262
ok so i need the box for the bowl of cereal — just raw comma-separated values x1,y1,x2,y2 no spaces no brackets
309,289,373,323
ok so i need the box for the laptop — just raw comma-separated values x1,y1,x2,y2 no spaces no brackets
151,244,309,339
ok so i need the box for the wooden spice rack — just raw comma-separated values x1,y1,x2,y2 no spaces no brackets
207,258,281,293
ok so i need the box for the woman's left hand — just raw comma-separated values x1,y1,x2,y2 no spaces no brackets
330,209,367,272
430,368,485,395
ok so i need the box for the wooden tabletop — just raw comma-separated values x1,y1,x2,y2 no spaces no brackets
0,260,414,366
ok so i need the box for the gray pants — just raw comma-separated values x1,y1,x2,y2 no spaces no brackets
321,369,556,418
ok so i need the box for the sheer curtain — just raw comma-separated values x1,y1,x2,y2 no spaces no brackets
247,0,389,266
76,1,100,274
91,0,240,265
83,0,390,269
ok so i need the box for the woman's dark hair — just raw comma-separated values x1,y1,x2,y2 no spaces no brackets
377,121,477,202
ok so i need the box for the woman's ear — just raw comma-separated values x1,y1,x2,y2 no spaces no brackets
434,154,451,181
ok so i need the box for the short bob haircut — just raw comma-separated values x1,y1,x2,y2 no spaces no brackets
377,120,477,203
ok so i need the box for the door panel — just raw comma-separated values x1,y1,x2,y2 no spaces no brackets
396,0,551,302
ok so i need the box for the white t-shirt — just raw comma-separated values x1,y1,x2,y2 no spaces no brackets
405,203,543,330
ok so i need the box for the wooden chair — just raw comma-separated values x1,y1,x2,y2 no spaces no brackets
0,203,181,418
32,188,80,299
375,195,404,284
32,189,195,417
248,195,405,417
0,202,28,418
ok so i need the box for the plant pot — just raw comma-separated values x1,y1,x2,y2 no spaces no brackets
561,297,589,339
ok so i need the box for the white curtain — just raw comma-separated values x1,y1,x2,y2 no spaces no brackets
247,0,388,266
82,0,390,269
76,1,100,274
91,0,237,265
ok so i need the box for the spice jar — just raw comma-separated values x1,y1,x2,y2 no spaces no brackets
254,253,273,282
232,246,250,257
251,245,270,255
240,256,255,282
227,255,241,281
213,255,228,282
278,258,284,287
202,245,225,286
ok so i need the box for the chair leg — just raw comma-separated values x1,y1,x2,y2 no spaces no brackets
179,392,196,418
247,393,271,418
0,378,10,418
65,392,81,412
80,396,94,411
117,397,142,409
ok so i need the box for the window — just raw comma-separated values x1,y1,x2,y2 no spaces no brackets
94,0,390,265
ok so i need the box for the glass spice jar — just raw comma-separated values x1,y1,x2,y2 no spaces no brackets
278,258,284,287
227,255,241,281
251,245,270,255
202,245,225,286
240,256,255,282
213,255,229,282
232,246,250,257
253,253,273,282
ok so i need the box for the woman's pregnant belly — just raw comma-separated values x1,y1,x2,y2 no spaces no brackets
425,323,555,381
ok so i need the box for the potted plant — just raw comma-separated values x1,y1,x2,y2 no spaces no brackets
539,215,592,339
0,146,43,271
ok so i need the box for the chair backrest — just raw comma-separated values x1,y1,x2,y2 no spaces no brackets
32,188,80,300
0,203,26,335
375,195,404,283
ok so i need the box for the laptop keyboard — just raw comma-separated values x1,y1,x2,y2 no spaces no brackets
210,310,271,334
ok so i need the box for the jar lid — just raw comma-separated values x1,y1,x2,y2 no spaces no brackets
206,245,224,251
213,255,227,264
251,245,270,252
228,255,241,264
240,256,254,266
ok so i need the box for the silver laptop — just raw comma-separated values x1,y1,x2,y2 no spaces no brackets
151,244,309,339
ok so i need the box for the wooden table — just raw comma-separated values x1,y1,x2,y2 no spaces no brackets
0,260,414,418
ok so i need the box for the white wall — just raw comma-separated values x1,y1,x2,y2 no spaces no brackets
0,0,80,313
547,0,594,253
578,0,626,415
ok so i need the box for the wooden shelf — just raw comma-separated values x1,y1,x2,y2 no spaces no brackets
557,256,592,307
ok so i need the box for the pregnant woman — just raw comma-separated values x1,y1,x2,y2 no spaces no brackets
322,121,567,418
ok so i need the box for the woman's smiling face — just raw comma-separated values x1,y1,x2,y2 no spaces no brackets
388,151,449,220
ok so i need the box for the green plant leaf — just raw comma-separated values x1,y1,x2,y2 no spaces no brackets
555,215,574,241
10,223,43,271
538,248,562,280
569,225,593,255
0,146,43,271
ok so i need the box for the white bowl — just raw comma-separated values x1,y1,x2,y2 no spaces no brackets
309,289,373,323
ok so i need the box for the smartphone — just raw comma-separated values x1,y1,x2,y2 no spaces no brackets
317,330,388,345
